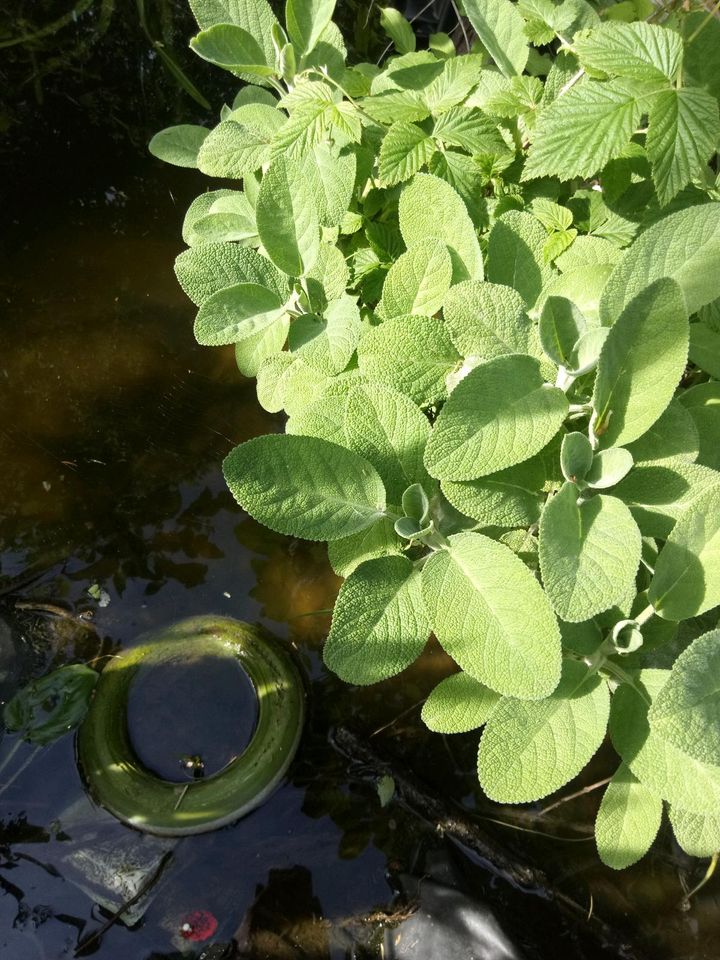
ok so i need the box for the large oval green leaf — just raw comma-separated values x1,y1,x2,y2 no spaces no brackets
424,354,568,481
421,531,562,700
194,283,286,345
539,483,641,622
323,555,429,684
256,157,320,277
223,434,386,541
649,485,720,620
477,660,610,802
592,277,689,447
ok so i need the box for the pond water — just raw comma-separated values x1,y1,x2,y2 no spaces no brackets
1,123,719,960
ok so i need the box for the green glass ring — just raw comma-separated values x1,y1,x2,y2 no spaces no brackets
77,615,304,836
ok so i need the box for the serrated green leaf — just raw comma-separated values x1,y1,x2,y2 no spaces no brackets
399,173,483,282
648,485,720,620
646,87,720,207
379,6,416,54
380,238,452,318
442,280,533,358
149,124,209,168
378,121,434,186
175,242,288,306
441,457,545,528
191,23,274,76
223,434,386,541
432,106,505,154
487,211,554,308
422,673,500,733
422,531,562,700
523,80,642,183
539,482,641,622
574,22,683,83
599,204,720,323
424,55,485,114
323,556,429,683
592,278,688,447
357,315,461,406
344,382,431,503
677,382,720,471
649,629,720,768
424,355,568,481
362,89,431,124
595,764,663,870
256,156,320,276
464,0,529,77
610,669,720,815
194,283,287,345
286,0,335,57
669,806,720,858
271,80,336,157
613,458,720,539
478,660,609,802
328,516,402,577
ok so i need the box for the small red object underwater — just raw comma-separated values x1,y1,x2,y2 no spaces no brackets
179,909,218,941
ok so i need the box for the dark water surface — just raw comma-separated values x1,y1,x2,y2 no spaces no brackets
1,143,719,960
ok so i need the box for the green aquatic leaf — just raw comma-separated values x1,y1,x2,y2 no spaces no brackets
595,764,663,870
592,278,689,447
149,125,209,168
223,434,386,541
256,156,320,277
424,355,568,481
421,673,500,734
649,630,720,767
478,660,610,802
4,665,98,746
422,531,562,700
538,482,641,622
323,556,429,683
380,238,452,318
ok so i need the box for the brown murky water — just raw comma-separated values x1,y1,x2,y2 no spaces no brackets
0,151,718,960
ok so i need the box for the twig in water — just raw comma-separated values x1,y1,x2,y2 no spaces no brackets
537,776,613,816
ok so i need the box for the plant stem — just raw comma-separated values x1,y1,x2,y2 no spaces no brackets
537,775,613,816
687,1,720,44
